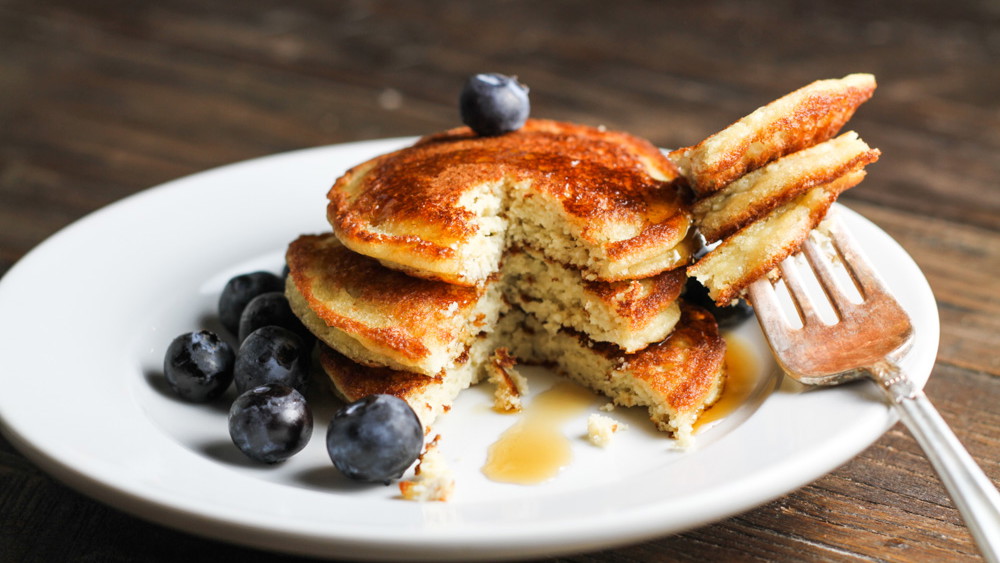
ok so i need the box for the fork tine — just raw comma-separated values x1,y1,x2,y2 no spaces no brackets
778,256,824,326
802,236,856,317
824,216,893,300
746,277,795,351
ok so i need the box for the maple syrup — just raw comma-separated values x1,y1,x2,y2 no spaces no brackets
482,336,758,483
693,335,759,431
482,381,593,485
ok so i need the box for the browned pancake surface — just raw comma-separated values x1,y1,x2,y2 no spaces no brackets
286,233,490,372
583,265,686,328
670,74,876,196
624,304,727,413
328,119,691,285
319,344,442,401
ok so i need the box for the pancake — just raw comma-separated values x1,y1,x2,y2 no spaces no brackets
669,74,876,196
501,246,685,353
286,233,503,376
485,347,528,412
317,303,726,445
317,334,496,431
328,119,694,287
687,174,862,305
693,131,879,243
675,75,880,305
502,303,726,446
287,232,688,373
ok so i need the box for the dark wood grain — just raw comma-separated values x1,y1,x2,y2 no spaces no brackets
2,0,998,561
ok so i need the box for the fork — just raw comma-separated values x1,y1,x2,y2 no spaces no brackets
746,214,1000,563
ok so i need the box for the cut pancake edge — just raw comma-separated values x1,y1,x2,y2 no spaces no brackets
688,180,854,306
693,131,880,243
285,233,504,377
676,74,880,307
669,73,877,196
327,119,694,287
314,302,727,446
286,230,691,375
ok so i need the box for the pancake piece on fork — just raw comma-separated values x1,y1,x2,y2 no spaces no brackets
675,75,880,304
687,172,864,305
669,73,876,197
693,131,880,243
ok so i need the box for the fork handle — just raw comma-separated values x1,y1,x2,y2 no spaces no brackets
873,361,1000,563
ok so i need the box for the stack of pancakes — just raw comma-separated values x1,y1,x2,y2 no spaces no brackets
286,119,727,445
674,74,881,304
286,73,881,446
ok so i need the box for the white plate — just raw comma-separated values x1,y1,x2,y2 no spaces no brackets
0,139,938,561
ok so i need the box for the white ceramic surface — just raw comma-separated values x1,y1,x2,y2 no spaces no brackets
0,139,939,561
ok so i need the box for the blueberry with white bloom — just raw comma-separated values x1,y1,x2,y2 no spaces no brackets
234,325,308,394
163,330,234,402
326,394,424,484
228,383,313,464
218,271,283,335
459,73,530,136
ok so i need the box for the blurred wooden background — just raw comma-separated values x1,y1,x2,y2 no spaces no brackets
1,0,998,561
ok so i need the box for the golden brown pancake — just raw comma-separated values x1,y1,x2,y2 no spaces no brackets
317,335,494,431
687,175,861,305
501,302,726,446
296,118,734,445
328,119,693,286
286,233,502,376
317,303,726,444
674,75,880,305
669,74,876,196
693,131,879,243
501,246,686,353
286,232,688,373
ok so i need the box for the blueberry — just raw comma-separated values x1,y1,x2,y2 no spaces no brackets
326,395,423,484
163,330,234,402
459,73,530,137
683,277,754,329
238,291,311,344
218,271,284,335
234,326,308,394
228,383,313,464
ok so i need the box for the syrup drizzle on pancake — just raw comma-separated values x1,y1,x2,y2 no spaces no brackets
328,119,693,286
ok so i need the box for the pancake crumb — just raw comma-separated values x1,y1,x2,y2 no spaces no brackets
399,435,455,502
487,348,528,412
587,414,627,447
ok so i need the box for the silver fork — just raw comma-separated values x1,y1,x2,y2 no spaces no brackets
746,214,1000,563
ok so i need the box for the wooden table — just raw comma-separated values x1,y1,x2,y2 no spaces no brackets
2,1,997,560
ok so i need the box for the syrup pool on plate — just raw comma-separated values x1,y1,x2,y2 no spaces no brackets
694,334,760,432
480,333,762,485
481,381,594,485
